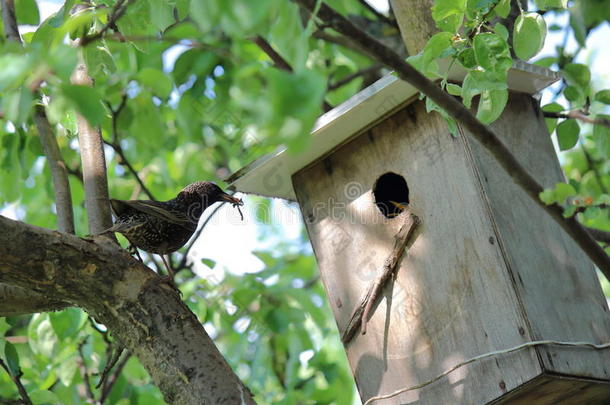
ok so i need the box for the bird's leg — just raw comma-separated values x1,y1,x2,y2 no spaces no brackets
127,244,144,262
161,255,175,279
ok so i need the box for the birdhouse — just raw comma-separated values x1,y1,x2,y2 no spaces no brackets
227,62,610,404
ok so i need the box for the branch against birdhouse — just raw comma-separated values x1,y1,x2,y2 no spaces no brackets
293,0,610,277
341,212,420,345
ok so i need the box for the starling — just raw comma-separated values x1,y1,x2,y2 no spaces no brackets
106,181,243,279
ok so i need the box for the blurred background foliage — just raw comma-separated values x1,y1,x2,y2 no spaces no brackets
0,0,608,404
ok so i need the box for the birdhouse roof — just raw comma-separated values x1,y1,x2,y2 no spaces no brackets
226,61,559,201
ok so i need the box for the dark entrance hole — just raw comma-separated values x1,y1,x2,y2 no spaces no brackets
373,172,409,218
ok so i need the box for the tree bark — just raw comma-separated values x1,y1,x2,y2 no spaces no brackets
0,284,68,316
71,63,115,236
0,216,256,405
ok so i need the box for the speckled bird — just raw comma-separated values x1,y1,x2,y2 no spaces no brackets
106,181,243,278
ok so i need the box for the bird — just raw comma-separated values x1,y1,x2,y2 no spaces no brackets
105,181,243,280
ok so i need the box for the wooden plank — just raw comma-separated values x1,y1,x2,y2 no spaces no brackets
293,100,541,404
492,373,610,404
462,92,610,380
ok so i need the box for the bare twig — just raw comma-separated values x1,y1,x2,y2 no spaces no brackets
341,213,420,344
543,110,610,129
328,63,382,91
100,350,130,403
251,35,333,111
294,0,610,276
0,359,33,405
96,345,124,389
79,0,130,47
105,95,156,201
251,35,293,72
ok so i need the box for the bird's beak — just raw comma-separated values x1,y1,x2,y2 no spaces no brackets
219,193,244,206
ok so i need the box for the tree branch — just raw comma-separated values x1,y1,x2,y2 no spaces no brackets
79,0,130,47
0,216,256,405
543,110,610,129
0,359,32,405
294,0,610,276
0,284,69,316
71,63,116,237
328,63,383,91
586,227,610,245
251,35,333,112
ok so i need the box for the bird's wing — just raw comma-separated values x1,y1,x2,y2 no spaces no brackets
111,199,197,231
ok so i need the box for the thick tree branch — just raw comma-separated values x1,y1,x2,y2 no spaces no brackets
587,227,610,245
0,216,256,405
71,64,116,236
294,0,610,276
0,285,69,316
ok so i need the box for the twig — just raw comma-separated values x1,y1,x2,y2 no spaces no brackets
0,359,33,405
357,0,398,28
328,63,382,91
96,346,124,389
251,35,293,72
100,351,130,404
543,110,610,129
2,0,75,234
363,339,610,405
77,338,96,403
294,0,610,277
79,0,130,47
341,213,420,344
251,35,333,111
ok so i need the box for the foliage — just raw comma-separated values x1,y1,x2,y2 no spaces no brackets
0,0,608,404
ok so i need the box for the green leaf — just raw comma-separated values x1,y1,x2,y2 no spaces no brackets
457,47,476,68
446,83,462,96
462,70,507,108
15,0,40,25
473,33,510,71
60,84,107,127
49,308,86,339
137,68,173,99
201,258,216,269
29,390,61,405
539,188,555,204
513,13,547,60
563,63,591,88
476,88,508,124
542,102,563,133
147,0,174,31
563,85,584,103
556,119,579,151
593,115,610,157
555,182,576,203
594,90,610,105
569,3,587,47
2,86,33,125
493,23,509,41
173,50,217,85
0,54,32,91
535,0,567,9
432,0,466,32
4,341,20,376
493,0,511,18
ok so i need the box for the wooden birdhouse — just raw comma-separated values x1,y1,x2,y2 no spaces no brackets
227,62,610,404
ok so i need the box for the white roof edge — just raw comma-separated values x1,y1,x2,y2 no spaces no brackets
227,62,559,201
